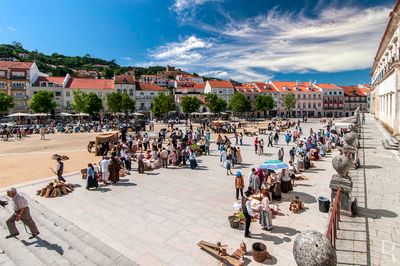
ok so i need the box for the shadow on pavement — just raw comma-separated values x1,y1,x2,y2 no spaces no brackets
357,207,398,219
22,237,64,255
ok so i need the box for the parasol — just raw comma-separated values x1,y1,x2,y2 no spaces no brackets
259,160,288,170
59,112,73,117
30,113,48,117
131,112,144,116
73,112,90,117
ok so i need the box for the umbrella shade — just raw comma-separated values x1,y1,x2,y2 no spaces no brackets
74,112,90,117
114,112,126,116
59,112,73,117
7,112,31,117
259,160,288,170
131,112,144,116
190,112,201,115
30,113,48,117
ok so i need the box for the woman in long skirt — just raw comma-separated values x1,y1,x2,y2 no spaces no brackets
259,190,273,230
280,169,293,193
86,163,99,190
271,173,282,201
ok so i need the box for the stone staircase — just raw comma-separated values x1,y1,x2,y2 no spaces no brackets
382,136,399,150
0,194,137,266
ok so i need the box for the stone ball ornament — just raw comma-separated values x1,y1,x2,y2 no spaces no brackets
343,132,357,146
348,123,358,132
293,230,337,266
332,155,351,176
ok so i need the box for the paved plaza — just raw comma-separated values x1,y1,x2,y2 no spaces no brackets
0,117,398,265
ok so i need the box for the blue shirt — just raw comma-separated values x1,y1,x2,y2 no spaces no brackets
87,167,94,177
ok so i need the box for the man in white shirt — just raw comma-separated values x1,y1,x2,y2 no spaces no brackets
5,188,39,239
99,157,110,184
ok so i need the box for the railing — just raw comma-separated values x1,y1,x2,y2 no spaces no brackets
326,185,341,248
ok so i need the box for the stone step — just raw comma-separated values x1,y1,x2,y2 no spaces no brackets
0,194,135,266
22,195,135,266
0,218,45,266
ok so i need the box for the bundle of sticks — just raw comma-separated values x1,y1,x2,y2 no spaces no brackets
36,180,74,198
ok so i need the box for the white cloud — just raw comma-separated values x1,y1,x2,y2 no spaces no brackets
172,0,220,13
151,35,212,62
7,26,16,31
152,5,390,81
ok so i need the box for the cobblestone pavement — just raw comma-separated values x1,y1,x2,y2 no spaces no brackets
10,120,336,265
336,115,400,266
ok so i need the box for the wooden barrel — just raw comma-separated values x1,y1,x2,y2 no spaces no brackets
252,242,267,263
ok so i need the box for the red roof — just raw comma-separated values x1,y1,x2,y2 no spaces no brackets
254,82,279,93
193,83,205,90
315,83,342,90
137,82,167,92
0,61,34,70
115,74,135,84
207,80,234,88
66,78,114,90
341,85,371,97
33,76,66,86
271,81,321,93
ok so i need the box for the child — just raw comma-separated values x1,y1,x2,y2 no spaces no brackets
226,154,233,175
235,171,244,200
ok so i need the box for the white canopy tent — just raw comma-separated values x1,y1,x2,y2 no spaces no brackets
7,113,31,117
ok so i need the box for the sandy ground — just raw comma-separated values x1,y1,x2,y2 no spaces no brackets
0,120,270,188
0,133,98,188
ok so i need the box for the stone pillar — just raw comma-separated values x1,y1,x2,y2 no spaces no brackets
329,155,353,215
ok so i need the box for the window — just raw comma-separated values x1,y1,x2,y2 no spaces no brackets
48,82,54,87
0,82,5,88
66,91,70,97
55,92,61,97
308,103,311,108
303,103,306,108
66,101,71,108
140,103,145,110
313,94,316,99
308,94,311,99
318,103,321,107
129,89,134,96
329,92,332,95
319,95,322,99
313,103,316,108
117,89,121,93
11,71,25,78
150,92,154,98
338,91,342,95
97,92,102,97
0,71,5,77
12,82,25,89
303,94,306,99
219,90,223,94
333,91,337,95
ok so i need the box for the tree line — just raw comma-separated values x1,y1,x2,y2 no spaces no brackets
0,90,297,117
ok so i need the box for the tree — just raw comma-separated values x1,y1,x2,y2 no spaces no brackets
104,68,114,79
0,92,15,114
85,93,103,114
181,96,201,114
283,92,296,116
152,92,174,117
72,90,87,113
255,95,276,117
205,93,227,113
29,91,57,113
121,94,136,113
229,92,251,113
107,92,122,113
106,92,135,113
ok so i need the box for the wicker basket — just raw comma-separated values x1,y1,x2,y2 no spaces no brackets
228,216,240,229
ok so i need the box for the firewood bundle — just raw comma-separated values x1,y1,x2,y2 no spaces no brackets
36,180,74,198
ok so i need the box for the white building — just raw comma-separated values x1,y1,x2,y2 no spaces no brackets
135,82,168,112
31,74,114,112
314,83,344,117
370,0,400,135
115,74,136,98
204,80,234,103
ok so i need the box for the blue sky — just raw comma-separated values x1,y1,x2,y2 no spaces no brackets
0,0,395,84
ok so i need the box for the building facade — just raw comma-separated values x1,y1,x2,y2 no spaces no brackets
135,82,168,112
204,80,234,103
0,61,42,112
370,0,400,135
271,81,323,117
341,85,371,117
314,83,344,117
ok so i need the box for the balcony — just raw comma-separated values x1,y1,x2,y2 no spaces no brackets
136,95,155,99
13,95,27,100
10,76,28,80
11,86,26,90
